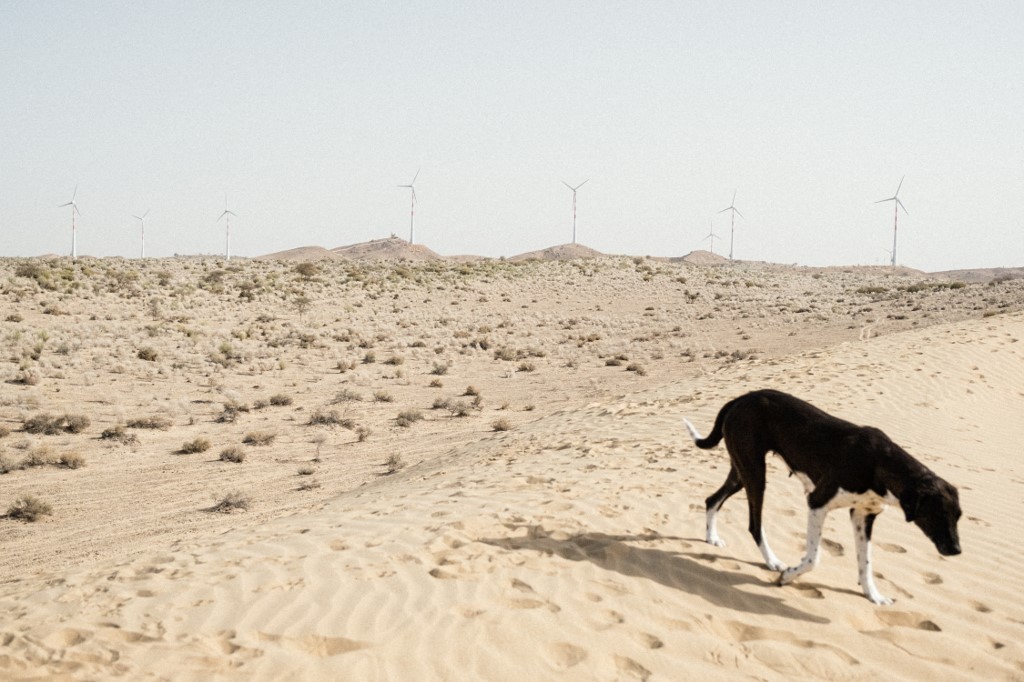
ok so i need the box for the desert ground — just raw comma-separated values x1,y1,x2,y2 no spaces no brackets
1,242,1023,680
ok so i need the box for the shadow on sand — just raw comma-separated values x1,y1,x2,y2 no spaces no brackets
479,525,829,624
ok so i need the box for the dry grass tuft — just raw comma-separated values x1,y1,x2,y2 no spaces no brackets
219,446,246,463
6,495,53,522
23,413,90,435
209,491,250,513
180,437,211,454
126,415,173,430
242,431,276,446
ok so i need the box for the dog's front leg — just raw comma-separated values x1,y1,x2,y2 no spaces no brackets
778,505,828,586
851,510,892,605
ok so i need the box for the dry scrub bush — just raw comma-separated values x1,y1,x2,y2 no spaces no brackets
210,491,250,513
373,390,394,403
219,447,246,463
100,424,139,445
23,413,90,435
56,451,86,469
297,478,321,491
332,388,363,403
7,495,53,522
491,418,513,432
383,453,404,474
297,465,316,476
137,347,158,361
309,409,355,429
395,409,423,427
243,431,276,446
180,438,211,454
269,393,293,406
127,415,172,430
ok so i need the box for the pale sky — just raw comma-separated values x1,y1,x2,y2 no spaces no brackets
2,2,1022,271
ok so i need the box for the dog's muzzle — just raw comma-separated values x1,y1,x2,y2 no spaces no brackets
939,542,961,556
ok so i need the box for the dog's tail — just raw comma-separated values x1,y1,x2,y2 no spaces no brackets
684,397,739,449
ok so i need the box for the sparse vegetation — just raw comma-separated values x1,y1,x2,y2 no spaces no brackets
180,437,212,454
219,447,246,463
209,491,250,513
242,431,277,446
23,413,90,435
126,415,173,430
6,495,53,522
491,418,513,432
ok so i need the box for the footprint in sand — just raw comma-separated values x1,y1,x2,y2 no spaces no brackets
614,655,652,681
821,538,844,556
877,542,906,554
875,611,942,632
544,642,588,669
922,572,943,585
971,601,993,613
635,632,664,649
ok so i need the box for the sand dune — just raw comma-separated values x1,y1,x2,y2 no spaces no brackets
1,256,1023,680
2,310,1023,679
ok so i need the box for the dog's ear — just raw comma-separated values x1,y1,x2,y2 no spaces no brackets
900,488,918,522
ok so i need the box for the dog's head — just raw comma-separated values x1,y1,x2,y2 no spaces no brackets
900,476,962,556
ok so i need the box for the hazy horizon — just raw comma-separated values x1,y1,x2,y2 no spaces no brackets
2,3,1022,271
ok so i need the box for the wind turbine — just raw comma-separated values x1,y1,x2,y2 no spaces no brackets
398,169,419,244
562,179,588,244
132,209,150,259
59,185,81,259
218,194,237,261
875,176,907,266
717,189,743,260
701,218,721,254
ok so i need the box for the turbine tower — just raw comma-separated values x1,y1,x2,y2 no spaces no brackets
132,209,150,259
59,185,81,259
562,179,588,244
702,218,720,255
398,169,419,244
717,189,743,260
218,194,237,261
875,176,907,267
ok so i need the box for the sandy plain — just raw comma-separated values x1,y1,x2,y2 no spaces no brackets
1,243,1023,680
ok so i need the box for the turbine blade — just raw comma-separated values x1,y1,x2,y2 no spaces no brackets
562,181,573,190
895,175,905,196
411,168,420,185
142,209,150,219
576,179,589,189
733,208,744,218
731,189,737,204
875,197,893,204
59,201,72,207
72,184,78,201
896,199,908,214
717,206,731,214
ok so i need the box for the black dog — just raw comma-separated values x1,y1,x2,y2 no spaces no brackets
685,389,961,604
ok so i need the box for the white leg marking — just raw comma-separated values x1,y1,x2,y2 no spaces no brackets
758,532,786,572
706,505,725,547
779,506,827,585
852,511,893,605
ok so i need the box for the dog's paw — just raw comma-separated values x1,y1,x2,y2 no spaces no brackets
706,535,726,548
766,559,787,572
777,567,801,585
867,592,894,606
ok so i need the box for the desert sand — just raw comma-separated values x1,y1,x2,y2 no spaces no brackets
1,246,1023,680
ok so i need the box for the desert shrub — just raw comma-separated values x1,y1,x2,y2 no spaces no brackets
493,347,517,361
269,393,293,406
127,415,172,430
0,426,9,439
428,378,443,388
23,413,90,435
626,362,648,376
180,437,211,454
297,465,316,476
308,409,354,429
373,390,394,403
14,369,40,385
362,351,376,364
333,388,363,403
21,446,54,467
517,361,536,372
210,491,250,513
491,418,513,432
395,409,423,427
356,425,372,442
383,453,404,474
100,424,139,445
463,385,480,397
383,355,404,366
55,451,85,469
297,478,321,491
137,347,158,362
431,362,450,375
219,446,246,463
243,431,276,446
7,495,53,522
0,453,19,474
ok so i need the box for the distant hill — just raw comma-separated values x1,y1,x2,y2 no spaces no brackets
509,243,604,262
928,266,1024,283
255,246,344,262
673,250,729,265
330,237,443,262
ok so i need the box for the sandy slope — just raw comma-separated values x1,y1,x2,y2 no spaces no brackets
2,312,1022,680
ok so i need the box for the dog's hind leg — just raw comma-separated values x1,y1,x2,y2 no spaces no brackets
851,510,892,605
744,474,786,571
705,467,742,547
